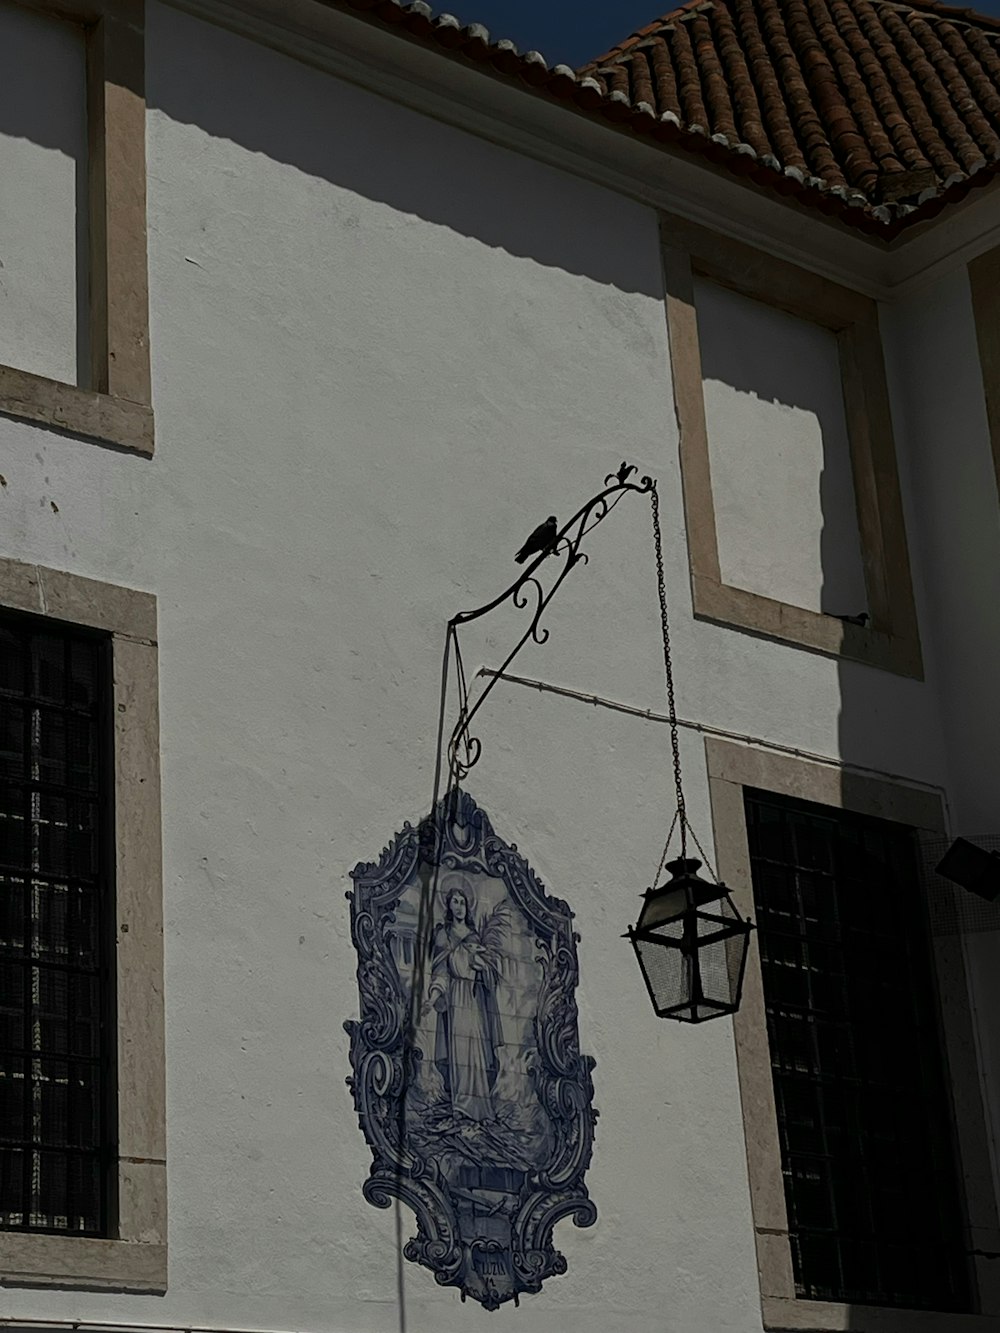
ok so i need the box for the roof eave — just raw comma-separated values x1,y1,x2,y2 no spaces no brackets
323,0,977,239
167,0,1000,293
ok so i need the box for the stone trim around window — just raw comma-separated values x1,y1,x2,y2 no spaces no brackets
705,735,1000,1333
0,557,165,1293
661,214,922,679
969,245,1000,509
0,0,152,455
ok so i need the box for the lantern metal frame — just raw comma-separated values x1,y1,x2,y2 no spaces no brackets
440,465,654,789
628,856,754,1024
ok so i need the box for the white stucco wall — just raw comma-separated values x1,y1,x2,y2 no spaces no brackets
696,276,867,617
0,3,990,1331
881,271,1000,831
881,269,1000,1220
0,0,86,386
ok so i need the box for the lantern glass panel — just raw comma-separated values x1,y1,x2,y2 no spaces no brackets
632,892,753,1021
696,900,752,1008
633,919,689,1013
636,886,691,929
697,917,734,1007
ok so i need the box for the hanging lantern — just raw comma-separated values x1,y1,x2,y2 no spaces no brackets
627,857,754,1023
627,482,754,1021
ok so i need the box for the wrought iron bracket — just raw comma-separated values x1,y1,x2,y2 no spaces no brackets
439,466,654,789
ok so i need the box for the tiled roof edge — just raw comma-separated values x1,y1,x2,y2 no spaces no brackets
582,0,1000,70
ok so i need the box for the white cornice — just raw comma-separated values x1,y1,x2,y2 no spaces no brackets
163,0,1000,299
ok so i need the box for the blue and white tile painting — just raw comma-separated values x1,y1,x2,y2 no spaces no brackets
346,790,597,1310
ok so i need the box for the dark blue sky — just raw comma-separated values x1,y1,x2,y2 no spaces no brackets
437,1,671,66
437,0,1000,68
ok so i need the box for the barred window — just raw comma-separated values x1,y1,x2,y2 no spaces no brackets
0,611,113,1235
744,789,969,1312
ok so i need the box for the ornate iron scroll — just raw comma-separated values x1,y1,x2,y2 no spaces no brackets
345,791,597,1310
444,466,654,784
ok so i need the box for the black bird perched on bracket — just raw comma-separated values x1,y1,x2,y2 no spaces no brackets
834,612,869,627
514,516,558,564
616,461,636,485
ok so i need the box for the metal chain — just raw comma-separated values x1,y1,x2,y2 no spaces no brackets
686,821,719,884
652,808,680,889
650,482,687,863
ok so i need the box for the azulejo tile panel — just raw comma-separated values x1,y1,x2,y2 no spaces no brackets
345,790,598,1310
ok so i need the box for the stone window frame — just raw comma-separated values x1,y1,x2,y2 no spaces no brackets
0,0,152,456
0,557,165,1292
706,735,1000,1333
662,214,922,679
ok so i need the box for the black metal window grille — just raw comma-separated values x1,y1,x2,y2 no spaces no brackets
744,790,970,1312
0,612,113,1235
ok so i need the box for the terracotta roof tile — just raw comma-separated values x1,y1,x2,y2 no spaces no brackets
326,0,1000,232
579,0,1000,217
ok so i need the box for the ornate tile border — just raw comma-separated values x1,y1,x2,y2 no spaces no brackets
345,790,597,1310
